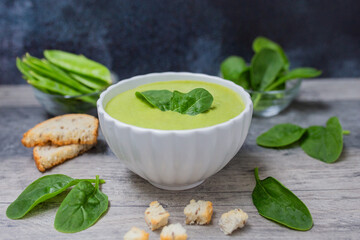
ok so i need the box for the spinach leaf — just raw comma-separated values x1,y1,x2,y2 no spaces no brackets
136,90,173,111
54,176,108,233
252,168,313,231
301,117,343,163
44,50,112,84
6,175,105,219
256,117,347,163
6,175,74,219
266,68,322,91
252,36,289,70
236,68,251,89
136,88,213,116
256,124,306,147
250,48,284,91
220,56,249,87
171,88,213,115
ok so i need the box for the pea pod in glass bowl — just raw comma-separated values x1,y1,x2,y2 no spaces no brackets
16,50,117,116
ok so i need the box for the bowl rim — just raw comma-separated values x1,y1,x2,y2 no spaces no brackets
97,72,253,134
245,78,302,94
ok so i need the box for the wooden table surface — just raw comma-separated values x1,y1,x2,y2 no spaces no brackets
0,79,359,240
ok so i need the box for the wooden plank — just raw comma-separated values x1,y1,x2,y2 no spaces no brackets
0,79,360,239
0,85,39,107
298,78,360,101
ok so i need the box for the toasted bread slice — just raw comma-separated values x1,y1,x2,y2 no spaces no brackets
33,144,94,172
22,114,98,147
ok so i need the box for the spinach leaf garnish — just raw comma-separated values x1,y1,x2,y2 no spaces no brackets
301,117,344,163
256,117,349,163
256,124,306,147
136,88,213,116
136,90,173,111
54,175,108,233
252,167,313,231
6,174,105,220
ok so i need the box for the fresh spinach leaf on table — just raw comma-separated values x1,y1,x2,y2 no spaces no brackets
301,116,344,163
54,175,108,233
256,117,349,163
252,167,313,231
256,124,306,147
6,174,105,219
136,88,213,116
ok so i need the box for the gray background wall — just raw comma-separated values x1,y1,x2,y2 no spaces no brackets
1,0,360,84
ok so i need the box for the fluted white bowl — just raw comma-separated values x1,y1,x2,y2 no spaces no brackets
97,72,253,190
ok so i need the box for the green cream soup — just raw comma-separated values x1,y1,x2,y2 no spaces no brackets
105,80,244,130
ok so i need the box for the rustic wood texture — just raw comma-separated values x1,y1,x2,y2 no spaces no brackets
0,79,359,239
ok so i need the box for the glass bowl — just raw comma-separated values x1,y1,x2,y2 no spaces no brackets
247,79,302,117
33,88,100,116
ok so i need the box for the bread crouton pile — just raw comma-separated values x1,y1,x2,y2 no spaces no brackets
21,114,98,172
124,199,248,240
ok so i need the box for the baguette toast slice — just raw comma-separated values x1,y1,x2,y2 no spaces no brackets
33,144,94,172
22,114,98,147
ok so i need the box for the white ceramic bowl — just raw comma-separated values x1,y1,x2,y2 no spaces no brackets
97,72,253,190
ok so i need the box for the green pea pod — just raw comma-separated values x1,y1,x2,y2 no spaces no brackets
252,168,313,231
28,71,81,96
69,72,109,90
54,176,108,233
44,50,111,84
23,54,94,94
16,58,34,80
6,175,105,219
26,77,55,94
